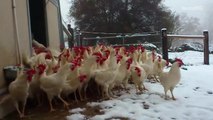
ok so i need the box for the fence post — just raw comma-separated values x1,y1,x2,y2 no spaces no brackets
203,30,209,65
122,33,125,45
161,28,168,60
79,33,82,46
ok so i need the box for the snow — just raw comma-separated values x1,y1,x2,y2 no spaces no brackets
66,113,85,120
69,108,85,113
67,51,213,120
143,42,158,49
169,51,212,65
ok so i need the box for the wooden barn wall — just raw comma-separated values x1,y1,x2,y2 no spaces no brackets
46,0,61,51
0,0,62,89
0,0,30,88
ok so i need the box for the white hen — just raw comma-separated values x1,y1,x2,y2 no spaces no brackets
38,63,73,111
9,68,36,118
159,58,184,100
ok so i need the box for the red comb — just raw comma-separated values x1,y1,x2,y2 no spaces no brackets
126,58,133,70
137,44,144,50
78,75,87,83
16,64,21,67
158,56,162,62
104,50,110,53
175,58,184,66
26,69,36,75
129,45,136,53
116,55,123,63
99,57,107,65
93,52,103,64
175,58,183,63
37,64,46,75
104,50,110,57
70,64,77,71
152,51,156,62
70,59,79,71
63,49,70,60
126,57,133,64
114,47,120,55
45,53,52,59
135,67,141,77
166,59,169,66
37,64,46,69
141,47,145,52
92,52,102,57
26,69,36,82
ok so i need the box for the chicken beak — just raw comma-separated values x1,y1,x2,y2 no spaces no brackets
181,67,188,70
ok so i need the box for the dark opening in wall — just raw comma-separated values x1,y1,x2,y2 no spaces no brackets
29,0,48,47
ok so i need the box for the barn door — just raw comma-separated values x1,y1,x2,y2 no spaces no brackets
28,0,48,47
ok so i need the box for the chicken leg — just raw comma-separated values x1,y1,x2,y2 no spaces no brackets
36,93,42,107
83,83,89,100
74,91,78,103
170,87,176,100
78,88,83,101
58,94,69,110
14,101,24,118
47,95,55,112
21,99,27,118
164,88,169,100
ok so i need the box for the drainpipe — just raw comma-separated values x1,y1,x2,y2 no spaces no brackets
26,0,33,56
12,0,22,64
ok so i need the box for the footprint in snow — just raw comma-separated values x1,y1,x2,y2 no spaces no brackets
207,91,213,94
130,112,135,114
193,87,200,91
184,96,189,99
142,102,150,109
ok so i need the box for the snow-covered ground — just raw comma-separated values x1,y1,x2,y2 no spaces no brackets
67,51,213,120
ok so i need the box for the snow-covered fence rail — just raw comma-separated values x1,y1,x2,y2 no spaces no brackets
161,28,209,65
79,31,161,48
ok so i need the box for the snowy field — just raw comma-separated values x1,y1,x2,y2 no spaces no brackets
67,51,213,120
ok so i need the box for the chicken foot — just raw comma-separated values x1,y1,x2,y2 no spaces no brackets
78,88,83,101
74,91,78,103
164,87,176,100
109,90,117,98
58,95,70,110
164,89,169,100
153,75,160,82
47,96,55,112
14,101,24,118
83,83,89,100
102,85,112,100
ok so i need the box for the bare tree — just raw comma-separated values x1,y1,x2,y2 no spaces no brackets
171,13,202,48
69,0,176,33
204,1,213,45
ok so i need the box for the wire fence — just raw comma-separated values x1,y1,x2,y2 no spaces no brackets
74,31,162,51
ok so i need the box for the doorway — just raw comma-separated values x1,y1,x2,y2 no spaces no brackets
29,0,48,47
